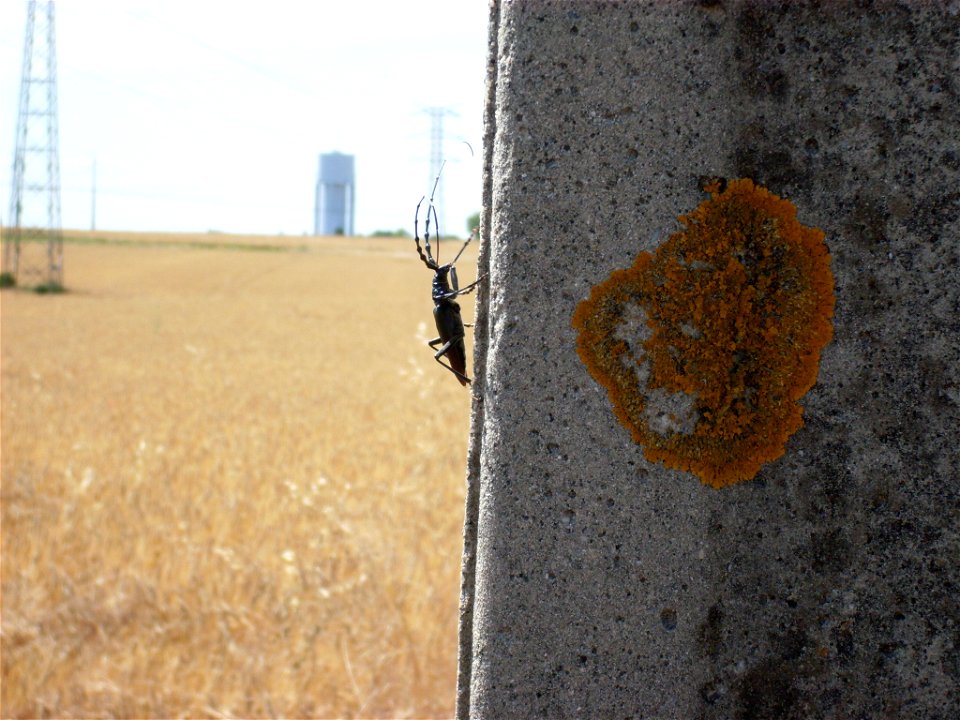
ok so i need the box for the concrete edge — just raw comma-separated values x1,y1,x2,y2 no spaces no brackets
455,2,500,717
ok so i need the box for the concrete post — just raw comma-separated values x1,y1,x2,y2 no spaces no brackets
458,2,959,718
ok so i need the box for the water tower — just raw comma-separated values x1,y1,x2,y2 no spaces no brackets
314,152,355,236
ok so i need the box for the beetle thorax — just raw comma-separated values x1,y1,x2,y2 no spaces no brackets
432,266,453,301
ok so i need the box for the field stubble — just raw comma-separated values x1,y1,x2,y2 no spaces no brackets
1,233,477,718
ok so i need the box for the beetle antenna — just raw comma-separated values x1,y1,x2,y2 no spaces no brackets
414,196,437,269
448,227,475,267
430,203,441,264
424,197,435,258
428,160,446,204
427,160,446,263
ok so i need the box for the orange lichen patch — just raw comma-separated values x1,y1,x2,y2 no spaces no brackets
572,179,835,488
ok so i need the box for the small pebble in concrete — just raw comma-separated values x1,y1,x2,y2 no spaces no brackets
660,607,679,631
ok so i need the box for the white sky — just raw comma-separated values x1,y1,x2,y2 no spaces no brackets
0,0,488,236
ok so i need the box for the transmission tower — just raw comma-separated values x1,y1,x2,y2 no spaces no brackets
3,0,63,288
424,106,454,237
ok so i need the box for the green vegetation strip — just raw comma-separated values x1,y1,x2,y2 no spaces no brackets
59,235,296,253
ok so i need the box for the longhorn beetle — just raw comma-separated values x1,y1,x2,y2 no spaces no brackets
414,170,481,386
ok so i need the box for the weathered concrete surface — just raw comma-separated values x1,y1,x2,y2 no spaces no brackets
458,2,959,718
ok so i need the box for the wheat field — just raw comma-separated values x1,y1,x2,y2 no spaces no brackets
1,230,477,718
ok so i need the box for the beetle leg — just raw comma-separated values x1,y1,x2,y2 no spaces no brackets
427,336,472,385
438,275,483,300
435,355,472,385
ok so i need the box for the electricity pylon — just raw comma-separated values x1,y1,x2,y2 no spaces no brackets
424,106,454,237
3,0,63,288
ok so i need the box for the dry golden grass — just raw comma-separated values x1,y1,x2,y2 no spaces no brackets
1,230,477,718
